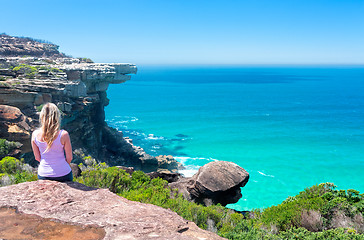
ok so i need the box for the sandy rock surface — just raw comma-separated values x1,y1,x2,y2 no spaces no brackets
0,180,226,240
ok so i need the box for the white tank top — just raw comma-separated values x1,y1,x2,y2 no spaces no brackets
35,130,71,177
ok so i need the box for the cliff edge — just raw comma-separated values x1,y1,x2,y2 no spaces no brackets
0,34,180,172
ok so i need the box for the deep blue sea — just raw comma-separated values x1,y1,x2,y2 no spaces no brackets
105,66,364,211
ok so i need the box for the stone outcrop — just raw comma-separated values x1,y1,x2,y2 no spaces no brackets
169,161,249,206
0,105,31,142
0,180,226,240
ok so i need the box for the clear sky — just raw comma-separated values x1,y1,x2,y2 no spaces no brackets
1,0,364,65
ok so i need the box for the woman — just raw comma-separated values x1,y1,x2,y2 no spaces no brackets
31,103,73,182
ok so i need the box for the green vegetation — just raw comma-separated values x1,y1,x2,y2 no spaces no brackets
0,76,6,81
13,64,38,78
1,156,363,239
37,66,63,73
0,82,10,87
78,57,94,63
36,104,44,112
8,63,63,80
0,157,37,186
257,183,364,232
0,139,21,158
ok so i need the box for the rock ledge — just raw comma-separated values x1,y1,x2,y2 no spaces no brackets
0,180,226,240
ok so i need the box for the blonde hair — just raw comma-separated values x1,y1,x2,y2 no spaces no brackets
39,103,61,152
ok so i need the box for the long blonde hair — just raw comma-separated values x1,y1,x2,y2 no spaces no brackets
39,103,61,152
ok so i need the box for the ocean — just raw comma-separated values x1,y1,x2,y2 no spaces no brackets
105,65,364,211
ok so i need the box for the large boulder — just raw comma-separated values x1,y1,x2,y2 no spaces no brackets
169,161,249,206
0,105,32,153
0,180,226,240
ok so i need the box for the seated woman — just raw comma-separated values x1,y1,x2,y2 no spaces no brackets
31,103,73,182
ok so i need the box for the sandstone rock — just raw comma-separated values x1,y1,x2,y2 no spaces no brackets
169,161,249,206
60,63,137,94
0,104,23,122
0,105,33,152
0,207,106,240
156,155,181,172
0,181,226,240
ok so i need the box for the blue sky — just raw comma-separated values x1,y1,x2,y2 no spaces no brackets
1,0,364,65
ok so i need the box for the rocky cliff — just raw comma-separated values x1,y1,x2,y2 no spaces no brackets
0,34,180,172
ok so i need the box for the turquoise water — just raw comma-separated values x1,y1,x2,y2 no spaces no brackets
105,66,364,211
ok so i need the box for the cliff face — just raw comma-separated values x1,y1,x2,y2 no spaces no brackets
0,34,178,171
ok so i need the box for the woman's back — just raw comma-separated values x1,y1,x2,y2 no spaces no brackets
34,129,71,177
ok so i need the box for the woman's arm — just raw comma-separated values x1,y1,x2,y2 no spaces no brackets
31,131,41,162
61,130,73,164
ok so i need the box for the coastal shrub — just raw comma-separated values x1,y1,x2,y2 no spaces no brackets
50,67,63,73
78,155,108,171
0,82,11,87
78,57,93,63
277,227,364,240
0,76,5,81
36,66,63,73
12,64,38,78
36,104,44,112
0,156,23,174
12,171,37,184
259,193,325,231
258,182,364,233
76,166,132,193
0,157,37,186
0,139,20,158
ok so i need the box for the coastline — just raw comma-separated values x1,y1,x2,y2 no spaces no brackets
105,65,364,211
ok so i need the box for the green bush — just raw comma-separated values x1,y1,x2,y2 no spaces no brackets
0,156,23,174
0,157,37,186
258,183,364,232
13,64,38,78
36,104,44,112
12,171,38,184
78,57,94,63
0,139,20,158
50,67,63,73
